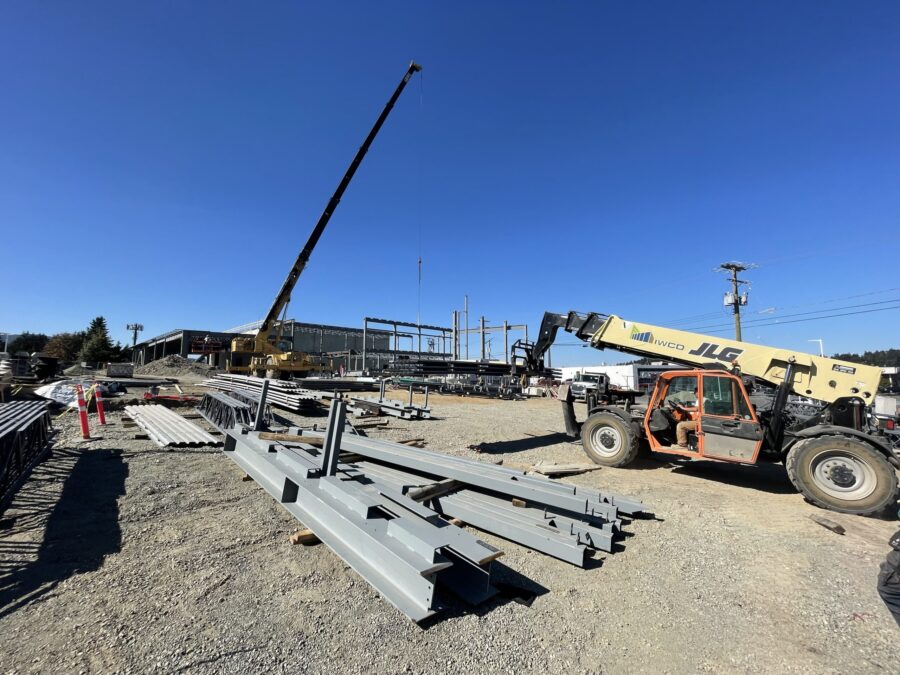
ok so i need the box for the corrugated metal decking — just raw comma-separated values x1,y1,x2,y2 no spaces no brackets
125,405,222,448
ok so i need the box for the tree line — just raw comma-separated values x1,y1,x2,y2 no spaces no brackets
831,349,900,368
4,317,131,363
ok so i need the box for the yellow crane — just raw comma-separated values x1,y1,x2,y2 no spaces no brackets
513,311,898,515
228,61,422,378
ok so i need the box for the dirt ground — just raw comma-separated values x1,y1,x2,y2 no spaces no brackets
1,388,898,674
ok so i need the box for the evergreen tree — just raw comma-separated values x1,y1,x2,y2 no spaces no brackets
7,331,49,354
78,316,114,363
43,332,86,361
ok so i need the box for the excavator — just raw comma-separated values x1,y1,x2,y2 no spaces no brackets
512,311,900,516
228,61,422,378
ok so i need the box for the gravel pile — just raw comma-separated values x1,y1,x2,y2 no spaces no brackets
0,396,897,673
135,355,216,379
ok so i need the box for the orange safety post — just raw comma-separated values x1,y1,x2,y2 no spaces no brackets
94,384,107,425
74,384,91,439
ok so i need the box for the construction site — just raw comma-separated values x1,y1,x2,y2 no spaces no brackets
2,6,900,674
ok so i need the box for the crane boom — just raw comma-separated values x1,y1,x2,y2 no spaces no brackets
257,61,422,339
522,310,882,405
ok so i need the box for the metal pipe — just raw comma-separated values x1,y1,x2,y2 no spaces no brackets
480,316,485,360
464,295,469,359
253,378,270,431
504,320,508,364
321,399,346,476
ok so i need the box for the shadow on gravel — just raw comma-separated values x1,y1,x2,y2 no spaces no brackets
0,447,127,619
422,561,550,629
472,432,574,454
669,458,795,494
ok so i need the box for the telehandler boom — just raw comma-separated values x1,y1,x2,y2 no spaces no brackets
513,311,899,515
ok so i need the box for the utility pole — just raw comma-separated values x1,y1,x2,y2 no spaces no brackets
718,262,752,341
464,295,469,360
127,323,144,348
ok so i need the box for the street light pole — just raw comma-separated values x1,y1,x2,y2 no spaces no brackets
808,339,825,357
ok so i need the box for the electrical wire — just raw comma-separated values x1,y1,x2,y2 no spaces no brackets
696,304,900,334
659,286,900,330
685,298,900,332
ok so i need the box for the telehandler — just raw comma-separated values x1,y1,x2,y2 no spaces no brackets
512,311,899,515
228,61,422,378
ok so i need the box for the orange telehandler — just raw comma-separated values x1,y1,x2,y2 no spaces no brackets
512,311,899,516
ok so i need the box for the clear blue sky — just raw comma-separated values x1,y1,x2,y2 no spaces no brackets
1,2,898,365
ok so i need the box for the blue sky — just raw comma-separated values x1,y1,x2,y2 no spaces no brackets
1,2,898,365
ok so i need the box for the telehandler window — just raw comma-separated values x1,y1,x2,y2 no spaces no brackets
702,376,735,416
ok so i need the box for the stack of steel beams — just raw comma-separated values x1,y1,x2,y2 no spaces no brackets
200,375,324,411
387,359,514,377
202,374,431,420
0,401,52,508
296,378,377,392
215,403,650,622
125,405,222,448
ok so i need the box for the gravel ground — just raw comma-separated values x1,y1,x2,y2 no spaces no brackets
134,356,218,379
0,391,897,674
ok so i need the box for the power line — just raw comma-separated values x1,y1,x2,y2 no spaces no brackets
696,304,900,334
685,298,900,332
660,285,900,330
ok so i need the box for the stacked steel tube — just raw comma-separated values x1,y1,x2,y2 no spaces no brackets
200,375,323,411
0,401,52,508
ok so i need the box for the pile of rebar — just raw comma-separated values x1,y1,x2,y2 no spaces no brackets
214,400,650,622
0,400,52,508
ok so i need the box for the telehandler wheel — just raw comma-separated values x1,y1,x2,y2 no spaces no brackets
580,413,640,467
785,435,899,516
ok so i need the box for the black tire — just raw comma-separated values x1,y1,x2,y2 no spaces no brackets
580,413,641,467
785,435,899,516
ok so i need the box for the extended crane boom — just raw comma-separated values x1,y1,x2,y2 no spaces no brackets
229,61,421,377
258,61,422,338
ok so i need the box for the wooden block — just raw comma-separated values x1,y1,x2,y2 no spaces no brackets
288,528,320,546
511,498,526,508
407,479,462,502
808,514,845,535
258,432,324,446
530,462,600,477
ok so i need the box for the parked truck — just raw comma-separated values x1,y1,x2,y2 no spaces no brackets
512,311,899,515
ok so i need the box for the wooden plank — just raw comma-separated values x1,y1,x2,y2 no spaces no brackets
288,528,320,546
407,479,463,502
258,432,324,446
808,514,845,535
530,461,601,477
